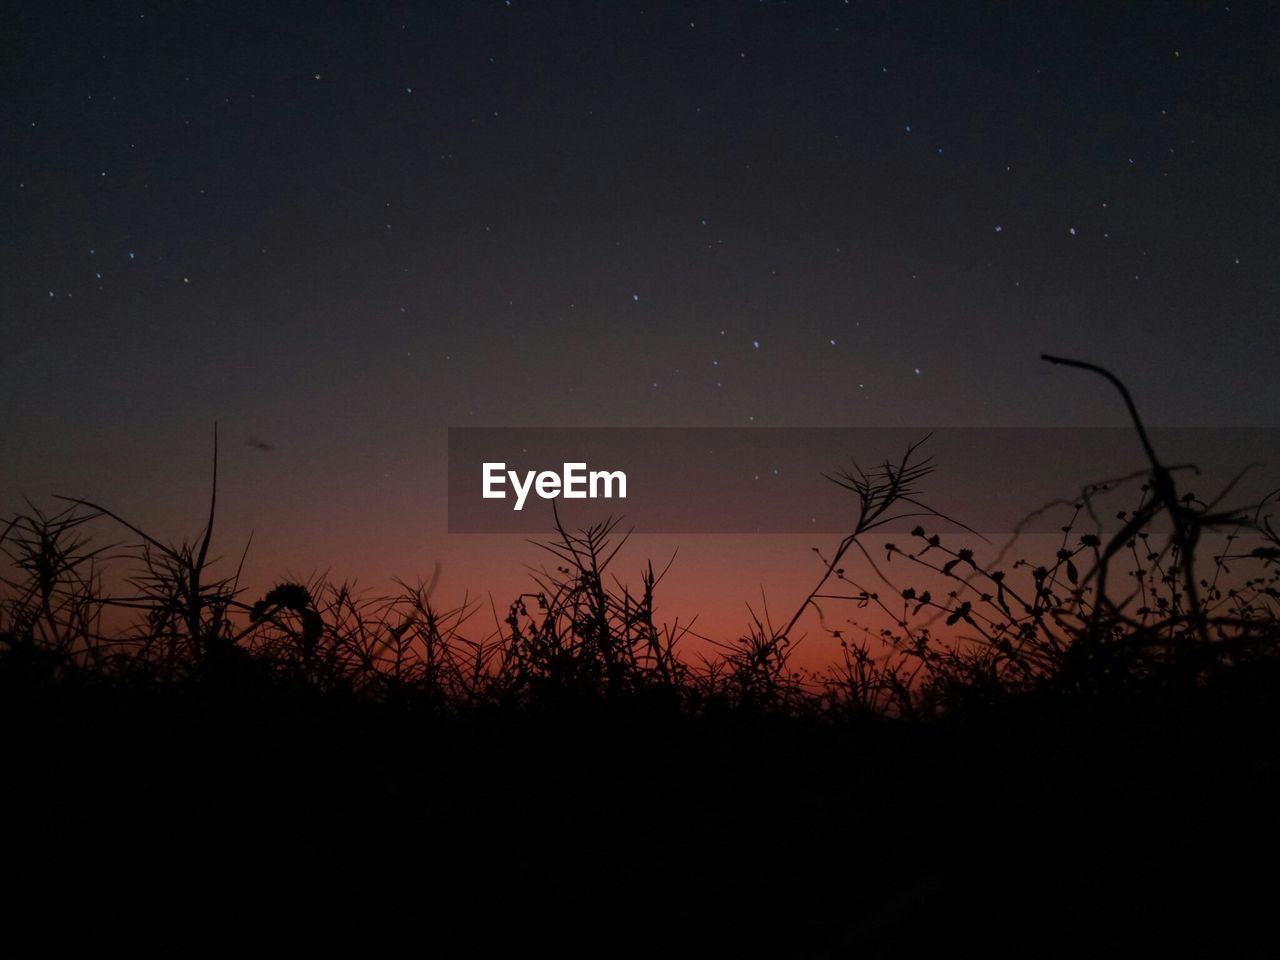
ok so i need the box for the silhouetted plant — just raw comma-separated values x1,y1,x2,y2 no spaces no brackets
3,361,1279,718
502,511,689,703
0,503,106,678
804,357,1280,713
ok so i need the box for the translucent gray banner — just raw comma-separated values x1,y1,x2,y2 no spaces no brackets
447,428,1280,534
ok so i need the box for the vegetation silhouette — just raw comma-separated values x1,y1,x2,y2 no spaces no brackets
2,357,1279,956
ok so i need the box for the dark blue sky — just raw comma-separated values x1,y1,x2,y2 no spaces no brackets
4,1,1277,625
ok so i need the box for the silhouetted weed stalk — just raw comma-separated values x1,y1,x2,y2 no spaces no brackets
3,358,1278,714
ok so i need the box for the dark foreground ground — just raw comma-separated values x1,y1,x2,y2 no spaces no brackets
4,666,1279,958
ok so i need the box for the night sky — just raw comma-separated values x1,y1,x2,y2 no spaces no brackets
4,1,1278,647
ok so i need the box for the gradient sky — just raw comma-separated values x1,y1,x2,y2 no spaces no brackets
4,1,1278,654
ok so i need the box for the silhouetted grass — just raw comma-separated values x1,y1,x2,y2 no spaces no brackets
2,358,1279,955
